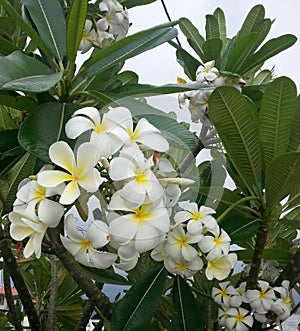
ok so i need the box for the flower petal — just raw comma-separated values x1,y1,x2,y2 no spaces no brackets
49,141,76,174
65,116,94,139
37,170,73,188
38,199,64,227
85,221,110,247
59,181,80,205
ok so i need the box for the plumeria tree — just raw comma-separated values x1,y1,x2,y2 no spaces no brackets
0,1,299,330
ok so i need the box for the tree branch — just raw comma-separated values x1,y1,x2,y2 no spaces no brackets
46,255,58,331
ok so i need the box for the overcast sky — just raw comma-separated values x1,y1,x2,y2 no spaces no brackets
124,0,300,90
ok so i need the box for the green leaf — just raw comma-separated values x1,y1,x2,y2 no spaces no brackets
22,0,67,62
111,264,167,331
237,5,265,39
205,14,220,40
80,23,178,78
66,0,87,64
251,18,272,51
239,34,297,74
0,0,53,59
288,96,300,151
265,152,300,208
0,51,63,92
251,70,273,85
121,0,157,8
213,8,227,50
113,82,211,97
176,47,200,81
171,276,202,331
237,248,293,264
179,17,205,59
18,103,79,161
202,38,222,63
82,267,129,286
208,86,263,196
259,76,298,168
224,33,258,73
0,35,20,55
0,129,23,160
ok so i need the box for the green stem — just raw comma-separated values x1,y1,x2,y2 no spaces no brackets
216,196,261,223
0,238,42,331
47,228,114,319
246,220,270,290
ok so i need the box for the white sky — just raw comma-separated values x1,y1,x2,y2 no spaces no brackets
124,0,300,90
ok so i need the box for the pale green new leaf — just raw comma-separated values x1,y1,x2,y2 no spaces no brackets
0,51,63,92
239,34,297,74
265,152,300,208
251,70,273,85
66,0,87,64
22,0,67,62
205,14,220,40
208,86,263,196
237,5,265,39
259,76,298,168
179,17,205,59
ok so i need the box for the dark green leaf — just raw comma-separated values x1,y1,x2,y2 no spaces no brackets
237,5,265,39
0,35,20,55
22,0,67,62
202,38,222,63
0,129,23,160
66,0,87,64
237,248,293,264
176,47,200,81
0,0,53,59
205,14,220,40
80,23,178,78
171,276,202,331
0,51,63,92
251,18,272,51
213,8,226,50
265,152,300,208
179,17,205,59
82,266,129,286
240,34,297,74
259,76,298,168
18,103,79,161
111,264,167,331
122,0,157,8
224,33,258,73
288,96,300,151
208,86,263,196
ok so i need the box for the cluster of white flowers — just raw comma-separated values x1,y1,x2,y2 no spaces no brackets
212,262,291,330
8,105,237,280
151,202,237,279
178,60,246,122
79,0,129,52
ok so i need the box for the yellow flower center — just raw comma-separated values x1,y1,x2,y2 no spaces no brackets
79,239,92,252
220,288,227,297
234,312,244,324
192,211,202,221
135,169,148,185
176,261,188,271
258,290,266,299
132,205,151,224
204,67,210,74
176,236,188,248
82,30,89,41
34,185,46,201
127,128,140,142
213,235,222,247
94,121,107,134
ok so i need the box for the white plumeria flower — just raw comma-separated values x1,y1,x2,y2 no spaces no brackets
164,255,203,278
198,227,231,260
164,224,202,262
114,242,139,271
212,281,232,307
163,184,181,214
97,0,129,40
65,107,125,157
79,20,97,53
109,144,164,206
174,203,217,235
206,253,237,281
225,307,253,331
9,206,48,258
245,280,276,314
97,30,114,48
196,60,219,83
218,306,230,327
105,107,169,152
14,172,64,227
271,280,291,321
60,214,117,269
228,281,247,307
37,141,103,205
188,90,213,122
108,194,170,253
259,260,280,282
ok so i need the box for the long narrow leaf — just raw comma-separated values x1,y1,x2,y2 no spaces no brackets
288,96,300,152
213,7,227,50
208,86,263,196
265,152,300,208
0,0,53,59
0,35,20,55
240,34,297,74
66,0,87,64
171,276,202,331
202,38,222,63
237,5,265,39
111,264,167,331
251,18,272,51
259,76,297,168
22,0,67,62
176,47,200,81
205,14,220,40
